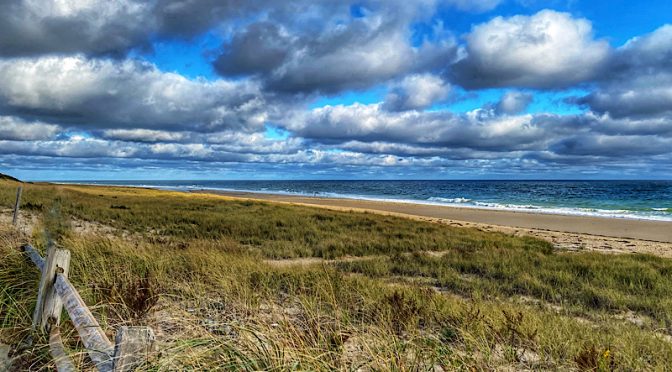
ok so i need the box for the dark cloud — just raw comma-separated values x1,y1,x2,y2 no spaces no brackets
213,22,292,77
153,0,257,37
0,0,153,57
0,56,267,133
577,25,672,119
550,135,672,157
0,0,302,57
213,2,457,95
589,115,672,137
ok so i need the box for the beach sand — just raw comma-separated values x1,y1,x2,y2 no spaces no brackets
200,190,672,258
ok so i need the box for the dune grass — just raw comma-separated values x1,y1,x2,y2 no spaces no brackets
0,182,552,259
335,250,672,326
1,180,671,370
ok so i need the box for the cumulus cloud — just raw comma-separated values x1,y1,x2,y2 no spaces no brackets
452,10,610,89
577,25,672,118
0,137,278,163
0,0,290,57
213,21,293,78
0,137,140,159
495,91,534,114
579,75,672,118
0,0,152,57
280,101,672,163
550,135,672,157
0,2,671,177
214,3,457,95
100,129,189,143
589,114,672,137
0,116,60,140
0,56,267,132
285,103,551,151
383,74,451,111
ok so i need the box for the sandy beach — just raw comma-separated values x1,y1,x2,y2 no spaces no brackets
201,190,672,258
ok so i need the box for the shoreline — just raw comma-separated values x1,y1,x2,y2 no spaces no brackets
199,190,672,243
38,182,672,257
195,189,672,258
51,182,672,222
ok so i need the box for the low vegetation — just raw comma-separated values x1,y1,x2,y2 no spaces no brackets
0,173,20,182
1,180,671,370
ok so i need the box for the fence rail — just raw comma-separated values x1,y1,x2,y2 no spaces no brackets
21,244,155,371
50,326,77,372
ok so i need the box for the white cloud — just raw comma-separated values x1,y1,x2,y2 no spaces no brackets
0,116,60,140
286,103,548,151
496,91,534,114
101,129,188,142
384,74,451,111
453,10,609,88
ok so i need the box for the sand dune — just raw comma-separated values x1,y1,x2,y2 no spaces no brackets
201,190,672,258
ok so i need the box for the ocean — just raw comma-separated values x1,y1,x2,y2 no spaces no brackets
65,180,672,222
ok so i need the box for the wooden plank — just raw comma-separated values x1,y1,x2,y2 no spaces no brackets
21,244,45,272
49,326,77,372
12,186,22,225
41,249,71,333
32,243,55,332
54,273,114,371
0,343,11,371
113,327,155,371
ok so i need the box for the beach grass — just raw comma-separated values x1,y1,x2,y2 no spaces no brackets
1,180,671,370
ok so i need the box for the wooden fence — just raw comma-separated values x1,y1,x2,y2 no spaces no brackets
22,244,155,371
13,187,155,371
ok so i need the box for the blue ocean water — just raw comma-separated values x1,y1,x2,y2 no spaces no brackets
67,180,672,222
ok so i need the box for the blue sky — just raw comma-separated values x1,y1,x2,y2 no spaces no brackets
0,0,671,180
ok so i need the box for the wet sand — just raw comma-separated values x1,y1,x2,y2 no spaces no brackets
200,190,672,258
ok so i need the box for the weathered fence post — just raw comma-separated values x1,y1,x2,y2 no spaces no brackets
41,249,71,333
12,185,22,225
113,326,155,371
32,243,55,331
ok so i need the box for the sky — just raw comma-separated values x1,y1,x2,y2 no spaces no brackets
0,0,671,181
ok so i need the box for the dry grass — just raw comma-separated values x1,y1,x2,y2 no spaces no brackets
0,180,671,370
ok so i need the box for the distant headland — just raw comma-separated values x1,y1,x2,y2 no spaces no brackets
0,173,20,182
